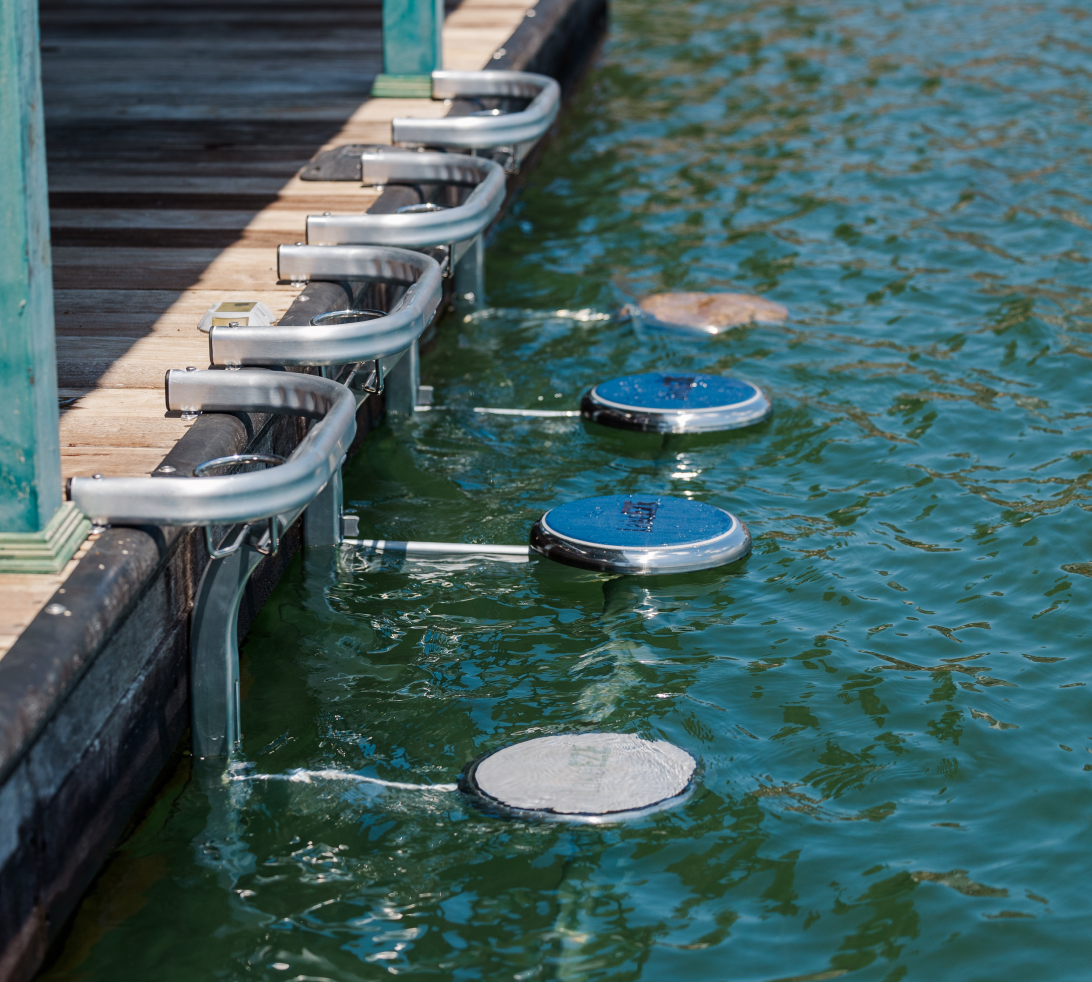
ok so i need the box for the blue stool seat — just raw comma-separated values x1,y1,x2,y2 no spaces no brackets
581,372,772,433
530,493,751,574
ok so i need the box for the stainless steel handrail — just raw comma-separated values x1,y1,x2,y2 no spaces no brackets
69,370,357,526
306,151,506,248
207,246,443,367
391,70,561,150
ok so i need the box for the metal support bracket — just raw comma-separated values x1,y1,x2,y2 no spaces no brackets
303,151,499,307
208,245,442,368
306,150,505,249
70,370,357,526
453,233,485,305
190,531,265,757
304,456,345,547
383,339,420,414
68,369,360,758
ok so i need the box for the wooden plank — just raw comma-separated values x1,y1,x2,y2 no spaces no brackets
45,101,381,123
0,538,96,656
50,207,328,248
53,288,297,335
59,388,195,450
57,334,216,387
50,245,327,291
50,209,316,230
61,447,181,477
443,0,533,69
45,174,395,198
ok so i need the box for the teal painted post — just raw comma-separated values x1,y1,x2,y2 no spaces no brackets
0,0,89,571
371,0,444,99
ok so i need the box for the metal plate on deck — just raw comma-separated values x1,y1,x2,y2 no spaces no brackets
581,372,772,433
530,493,751,574
299,144,381,181
460,733,697,822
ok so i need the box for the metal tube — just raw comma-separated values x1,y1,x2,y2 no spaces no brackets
346,539,531,559
392,70,561,150
69,370,357,527
190,539,265,758
383,339,421,414
453,234,486,305
306,152,506,248
303,464,344,548
209,246,443,367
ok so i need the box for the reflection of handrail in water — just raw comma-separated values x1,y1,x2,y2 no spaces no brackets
191,765,454,919
415,406,581,417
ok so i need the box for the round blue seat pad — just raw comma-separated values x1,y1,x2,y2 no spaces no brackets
541,494,736,549
591,373,759,412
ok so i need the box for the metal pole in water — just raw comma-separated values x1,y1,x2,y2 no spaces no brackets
384,340,422,414
454,234,486,307
0,0,89,572
304,462,345,548
190,536,266,758
346,539,531,560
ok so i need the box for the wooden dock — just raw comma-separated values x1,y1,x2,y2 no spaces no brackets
0,0,538,657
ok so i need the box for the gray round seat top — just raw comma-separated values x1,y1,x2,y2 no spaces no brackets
581,372,771,433
464,733,697,820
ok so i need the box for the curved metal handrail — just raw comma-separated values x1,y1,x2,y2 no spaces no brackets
391,70,560,150
208,246,443,366
306,151,506,248
69,370,357,526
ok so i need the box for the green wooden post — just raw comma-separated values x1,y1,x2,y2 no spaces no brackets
371,0,444,99
0,0,89,572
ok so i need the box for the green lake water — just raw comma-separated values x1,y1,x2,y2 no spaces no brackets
44,0,1092,979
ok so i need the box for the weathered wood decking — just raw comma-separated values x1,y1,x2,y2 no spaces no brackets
0,0,536,656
